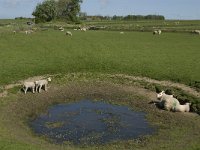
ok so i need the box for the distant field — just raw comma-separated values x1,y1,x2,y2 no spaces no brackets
83,20,200,32
0,27,199,86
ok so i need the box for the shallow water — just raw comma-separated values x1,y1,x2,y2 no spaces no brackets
30,100,155,145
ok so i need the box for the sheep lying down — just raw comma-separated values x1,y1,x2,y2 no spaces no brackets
156,91,191,112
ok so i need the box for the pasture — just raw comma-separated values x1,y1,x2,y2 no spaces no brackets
0,19,200,150
0,26,200,85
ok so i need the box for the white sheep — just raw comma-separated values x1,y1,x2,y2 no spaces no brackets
158,30,162,35
193,30,200,35
157,91,180,111
23,81,35,94
120,32,124,34
66,31,72,36
59,27,64,32
153,30,158,35
174,103,191,112
153,29,162,35
81,27,87,32
25,30,33,34
35,77,51,93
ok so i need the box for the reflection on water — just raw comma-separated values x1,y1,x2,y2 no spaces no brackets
30,100,155,145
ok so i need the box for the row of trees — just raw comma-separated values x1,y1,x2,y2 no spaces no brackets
32,0,165,23
32,0,82,23
119,15,165,20
80,14,165,21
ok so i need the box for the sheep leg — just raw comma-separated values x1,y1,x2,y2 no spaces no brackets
39,85,42,93
32,87,35,93
24,87,27,94
35,85,38,93
45,84,47,91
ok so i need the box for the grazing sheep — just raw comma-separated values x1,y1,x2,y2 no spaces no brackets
192,30,200,35
25,30,33,34
23,82,35,94
66,31,72,36
153,29,162,35
35,77,51,93
59,27,64,32
120,32,124,34
175,103,191,112
153,30,158,35
81,27,87,32
13,30,16,34
157,91,180,111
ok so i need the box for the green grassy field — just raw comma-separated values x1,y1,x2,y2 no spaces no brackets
0,20,200,150
0,28,200,86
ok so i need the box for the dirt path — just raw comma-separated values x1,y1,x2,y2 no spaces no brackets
109,74,200,98
0,73,199,98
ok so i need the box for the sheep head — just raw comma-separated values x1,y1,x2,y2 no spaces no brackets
47,77,51,82
157,91,165,99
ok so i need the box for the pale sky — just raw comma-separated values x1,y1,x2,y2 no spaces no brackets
0,0,200,20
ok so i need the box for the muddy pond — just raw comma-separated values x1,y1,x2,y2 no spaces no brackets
30,100,155,145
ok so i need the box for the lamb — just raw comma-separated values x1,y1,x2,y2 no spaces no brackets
23,81,35,94
174,103,191,112
35,77,51,93
66,31,72,36
156,91,180,111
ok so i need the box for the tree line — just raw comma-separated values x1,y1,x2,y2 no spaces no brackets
80,14,165,21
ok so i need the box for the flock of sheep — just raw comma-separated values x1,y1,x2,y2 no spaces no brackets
58,26,87,36
12,25,200,36
156,90,191,112
23,77,51,94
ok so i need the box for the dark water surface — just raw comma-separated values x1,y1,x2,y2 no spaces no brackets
30,100,155,145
